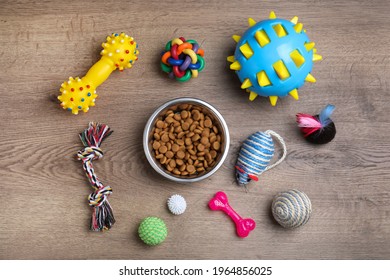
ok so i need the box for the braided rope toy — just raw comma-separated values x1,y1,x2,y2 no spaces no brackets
58,32,139,114
235,130,287,189
161,37,205,82
77,122,115,231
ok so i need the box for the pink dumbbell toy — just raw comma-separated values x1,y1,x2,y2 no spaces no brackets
208,191,256,238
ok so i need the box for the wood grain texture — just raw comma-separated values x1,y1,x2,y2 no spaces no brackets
0,0,389,259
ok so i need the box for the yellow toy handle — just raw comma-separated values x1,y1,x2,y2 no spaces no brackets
58,32,139,115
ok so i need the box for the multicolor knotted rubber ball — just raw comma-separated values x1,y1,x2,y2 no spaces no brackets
272,189,312,229
138,217,168,246
161,37,205,82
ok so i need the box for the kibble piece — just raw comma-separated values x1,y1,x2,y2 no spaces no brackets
181,110,189,119
205,153,212,162
210,150,217,158
197,167,205,172
176,150,185,159
152,141,161,150
201,128,210,137
177,131,185,139
185,137,192,146
188,149,196,155
182,122,190,131
181,171,188,176
173,168,181,175
204,119,212,128
179,164,186,172
197,143,205,152
160,156,167,164
166,151,174,159
169,160,176,168
159,145,168,154
174,114,181,121
172,144,179,152
156,120,164,129
161,134,170,143
176,159,184,166
156,154,164,159
209,135,217,143
193,110,201,121
166,142,172,151
154,133,160,140
176,139,184,146
191,134,200,142
166,116,174,124
200,137,209,145
186,165,195,173
212,141,221,151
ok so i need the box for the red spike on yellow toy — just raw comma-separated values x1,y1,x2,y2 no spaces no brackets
58,33,139,115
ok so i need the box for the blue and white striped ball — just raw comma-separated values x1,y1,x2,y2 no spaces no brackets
235,131,275,186
272,189,312,229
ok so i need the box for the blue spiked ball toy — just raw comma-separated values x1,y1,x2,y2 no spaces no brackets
228,11,322,106
235,130,287,188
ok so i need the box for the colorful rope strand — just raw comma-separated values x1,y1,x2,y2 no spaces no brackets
161,37,205,82
77,122,115,231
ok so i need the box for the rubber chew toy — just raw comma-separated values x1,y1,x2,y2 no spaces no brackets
209,191,256,238
77,122,115,231
296,104,336,144
227,11,322,106
161,37,205,82
235,130,287,188
58,33,139,114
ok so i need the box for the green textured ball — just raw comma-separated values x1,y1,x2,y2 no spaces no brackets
138,217,168,246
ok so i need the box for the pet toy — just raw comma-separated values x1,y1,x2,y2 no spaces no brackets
77,122,115,231
167,194,187,215
272,189,312,229
227,11,322,106
161,37,205,82
235,130,287,188
138,217,168,246
296,104,336,144
209,191,256,238
58,32,139,114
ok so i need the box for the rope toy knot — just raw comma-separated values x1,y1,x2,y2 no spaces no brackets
88,185,113,207
77,122,115,231
77,146,104,161
161,37,205,82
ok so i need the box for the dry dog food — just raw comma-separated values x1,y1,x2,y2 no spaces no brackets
151,104,222,176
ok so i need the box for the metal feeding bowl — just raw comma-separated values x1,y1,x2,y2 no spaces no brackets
143,97,230,183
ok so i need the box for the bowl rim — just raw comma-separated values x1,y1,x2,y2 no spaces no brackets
143,97,230,183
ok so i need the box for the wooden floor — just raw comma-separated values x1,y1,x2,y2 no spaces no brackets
0,0,389,260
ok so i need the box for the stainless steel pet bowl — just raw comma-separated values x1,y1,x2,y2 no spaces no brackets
143,97,230,183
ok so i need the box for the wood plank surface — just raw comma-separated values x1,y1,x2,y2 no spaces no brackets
0,0,389,259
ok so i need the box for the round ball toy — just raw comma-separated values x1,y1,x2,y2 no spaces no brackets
227,11,322,106
58,32,139,114
167,194,187,215
272,189,312,229
296,104,336,144
161,37,205,82
138,217,168,246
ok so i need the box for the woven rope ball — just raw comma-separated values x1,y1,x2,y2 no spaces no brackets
272,189,312,229
138,217,168,246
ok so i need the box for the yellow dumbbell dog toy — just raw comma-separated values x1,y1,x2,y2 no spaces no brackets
58,32,139,114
